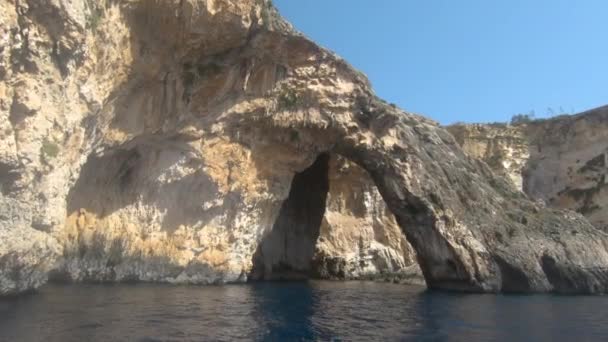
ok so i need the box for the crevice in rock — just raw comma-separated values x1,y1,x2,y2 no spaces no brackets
9,95,33,127
0,162,21,195
250,153,330,280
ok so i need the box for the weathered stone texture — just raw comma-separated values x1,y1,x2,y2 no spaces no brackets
448,106,608,231
1,0,608,295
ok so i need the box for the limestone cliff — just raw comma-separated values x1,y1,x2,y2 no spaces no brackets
448,106,608,231
445,124,529,191
2,0,608,295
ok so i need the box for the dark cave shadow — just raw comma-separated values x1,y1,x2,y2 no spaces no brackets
249,153,330,280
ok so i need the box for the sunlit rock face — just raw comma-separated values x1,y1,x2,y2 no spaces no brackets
2,0,608,295
447,106,608,231
446,124,529,191
313,155,422,282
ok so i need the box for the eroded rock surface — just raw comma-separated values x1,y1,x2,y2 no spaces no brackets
1,0,608,295
250,153,423,283
448,106,608,231
0,226,61,295
313,155,422,282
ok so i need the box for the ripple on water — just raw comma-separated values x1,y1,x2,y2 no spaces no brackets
1,282,608,341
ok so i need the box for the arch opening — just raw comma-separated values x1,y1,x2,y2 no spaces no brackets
250,153,330,280
249,153,423,284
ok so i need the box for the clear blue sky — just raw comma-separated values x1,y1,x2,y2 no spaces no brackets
273,0,608,124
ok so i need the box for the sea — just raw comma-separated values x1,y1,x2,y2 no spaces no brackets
1,281,607,341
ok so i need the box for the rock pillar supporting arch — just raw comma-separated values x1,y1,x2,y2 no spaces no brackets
335,146,498,292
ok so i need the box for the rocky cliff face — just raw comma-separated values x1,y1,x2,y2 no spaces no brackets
446,124,529,191
314,155,421,281
448,106,608,231
250,154,422,282
2,0,608,296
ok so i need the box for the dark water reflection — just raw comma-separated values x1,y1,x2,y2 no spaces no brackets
1,281,608,341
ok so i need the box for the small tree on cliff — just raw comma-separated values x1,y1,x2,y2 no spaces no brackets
510,111,535,125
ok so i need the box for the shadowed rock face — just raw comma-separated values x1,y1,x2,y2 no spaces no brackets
251,153,330,280
1,0,608,295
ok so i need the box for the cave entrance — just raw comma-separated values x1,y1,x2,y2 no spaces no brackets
250,153,330,280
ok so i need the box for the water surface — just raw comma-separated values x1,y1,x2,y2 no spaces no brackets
1,281,607,341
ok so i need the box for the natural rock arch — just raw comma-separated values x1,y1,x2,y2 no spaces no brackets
2,0,608,295
242,101,608,293
250,152,421,282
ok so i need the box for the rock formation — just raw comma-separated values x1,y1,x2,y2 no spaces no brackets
448,106,608,231
251,153,422,282
314,155,422,282
1,0,608,295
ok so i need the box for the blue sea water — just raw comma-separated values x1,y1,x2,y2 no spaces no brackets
1,281,607,341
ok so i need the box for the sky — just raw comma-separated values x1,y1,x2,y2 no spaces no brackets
273,0,608,124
